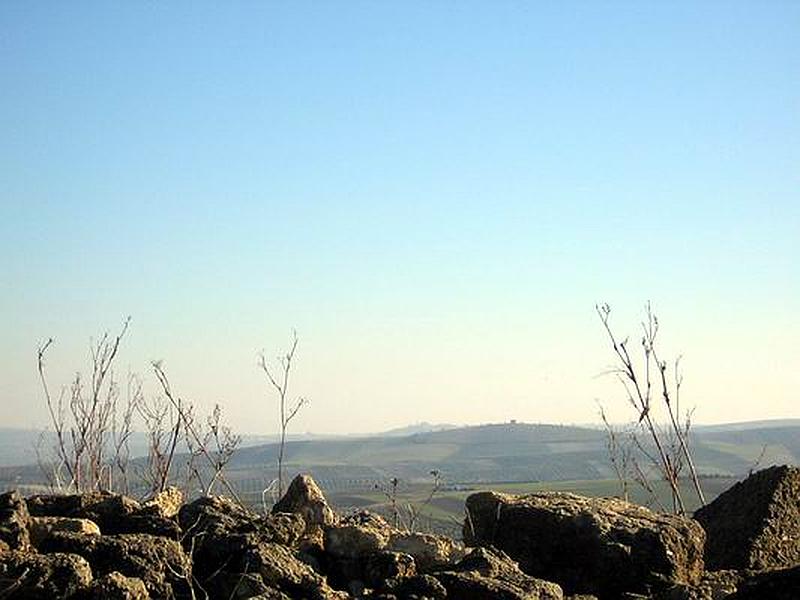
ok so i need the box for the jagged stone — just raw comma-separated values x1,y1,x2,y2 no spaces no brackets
652,570,742,600
0,550,93,599
324,511,393,558
727,564,800,600
392,574,448,599
464,491,704,598
29,516,100,547
39,531,192,598
693,465,800,570
364,551,416,588
213,571,293,600
0,491,30,552
388,531,463,571
179,495,304,547
434,546,563,600
244,541,349,599
142,487,183,519
75,571,150,599
273,474,336,533
27,492,179,538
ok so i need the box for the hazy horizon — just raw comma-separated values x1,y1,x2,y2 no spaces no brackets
2,3,798,435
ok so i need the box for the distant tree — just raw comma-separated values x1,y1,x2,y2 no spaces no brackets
259,331,308,499
596,303,705,514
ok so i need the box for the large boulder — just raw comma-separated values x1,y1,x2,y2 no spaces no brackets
464,491,705,598
0,491,30,551
273,474,336,533
39,531,192,599
433,547,564,600
693,465,800,570
0,550,93,599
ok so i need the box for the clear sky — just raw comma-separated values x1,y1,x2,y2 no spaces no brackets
1,2,798,435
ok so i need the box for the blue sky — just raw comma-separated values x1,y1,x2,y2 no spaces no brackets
1,2,798,433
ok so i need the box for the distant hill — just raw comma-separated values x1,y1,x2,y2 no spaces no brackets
3,421,798,498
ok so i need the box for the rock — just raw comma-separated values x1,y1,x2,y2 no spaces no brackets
273,474,336,533
364,551,416,588
0,491,30,552
0,550,93,599
29,516,100,547
727,564,800,600
27,492,179,538
244,541,349,600
178,496,341,599
27,492,139,527
388,531,463,571
693,465,800,570
464,491,704,598
324,511,393,558
393,574,448,599
217,570,293,599
652,570,742,600
178,494,306,596
142,487,183,519
434,546,564,600
39,531,192,598
76,571,150,599
179,495,304,547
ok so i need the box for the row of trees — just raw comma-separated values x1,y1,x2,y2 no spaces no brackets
36,319,304,507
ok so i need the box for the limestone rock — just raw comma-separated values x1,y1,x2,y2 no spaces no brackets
388,531,463,571
179,495,304,547
0,491,30,551
29,516,100,547
434,546,564,600
364,550,416,588
244,541,349,600
27,492,179,538
77,571,150,599
142,487,183,519
727,564,800,600
273,474,336,533
39,531,192,598
652,570,742,600
324,511,392,558
0,550,93,599
392,574,448,599
693,465,800,570
464,491,704,598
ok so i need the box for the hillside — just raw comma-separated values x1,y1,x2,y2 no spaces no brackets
3,420,798,505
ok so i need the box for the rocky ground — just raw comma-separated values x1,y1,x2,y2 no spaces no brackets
0,466,797,599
